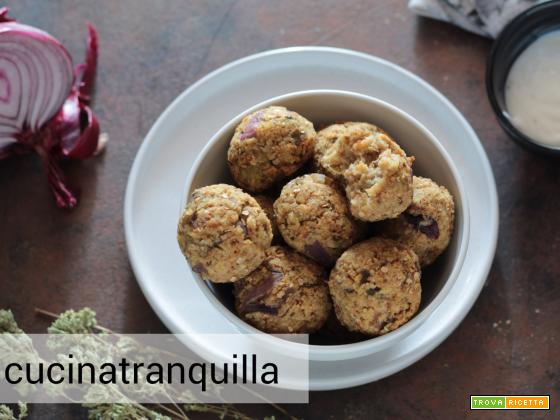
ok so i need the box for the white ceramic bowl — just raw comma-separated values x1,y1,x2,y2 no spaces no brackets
181,90,469,362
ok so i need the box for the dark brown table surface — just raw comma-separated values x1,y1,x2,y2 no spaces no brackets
1,1,559,419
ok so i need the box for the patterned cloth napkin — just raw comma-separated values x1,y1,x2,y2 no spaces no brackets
408,0,543,37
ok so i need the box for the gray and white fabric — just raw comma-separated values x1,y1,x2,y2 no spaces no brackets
408,0,544,38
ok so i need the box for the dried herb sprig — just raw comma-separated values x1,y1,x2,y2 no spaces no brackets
0,312,29,420
0,402,28,420
37,308,294,420
0,308,294,420
0,310,23,334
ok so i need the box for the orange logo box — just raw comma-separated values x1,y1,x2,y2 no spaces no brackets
505,396,549,409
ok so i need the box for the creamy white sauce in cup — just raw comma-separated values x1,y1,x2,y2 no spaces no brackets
505,30,560,148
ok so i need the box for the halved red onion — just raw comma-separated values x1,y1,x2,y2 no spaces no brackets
0,22,73,136
0,8,102,209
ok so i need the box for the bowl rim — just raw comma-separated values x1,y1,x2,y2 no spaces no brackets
486,0,560,156
182,89,470,360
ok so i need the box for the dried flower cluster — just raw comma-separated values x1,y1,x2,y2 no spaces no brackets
0,309,284,420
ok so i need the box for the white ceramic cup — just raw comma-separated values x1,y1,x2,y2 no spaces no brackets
182,90,469,362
